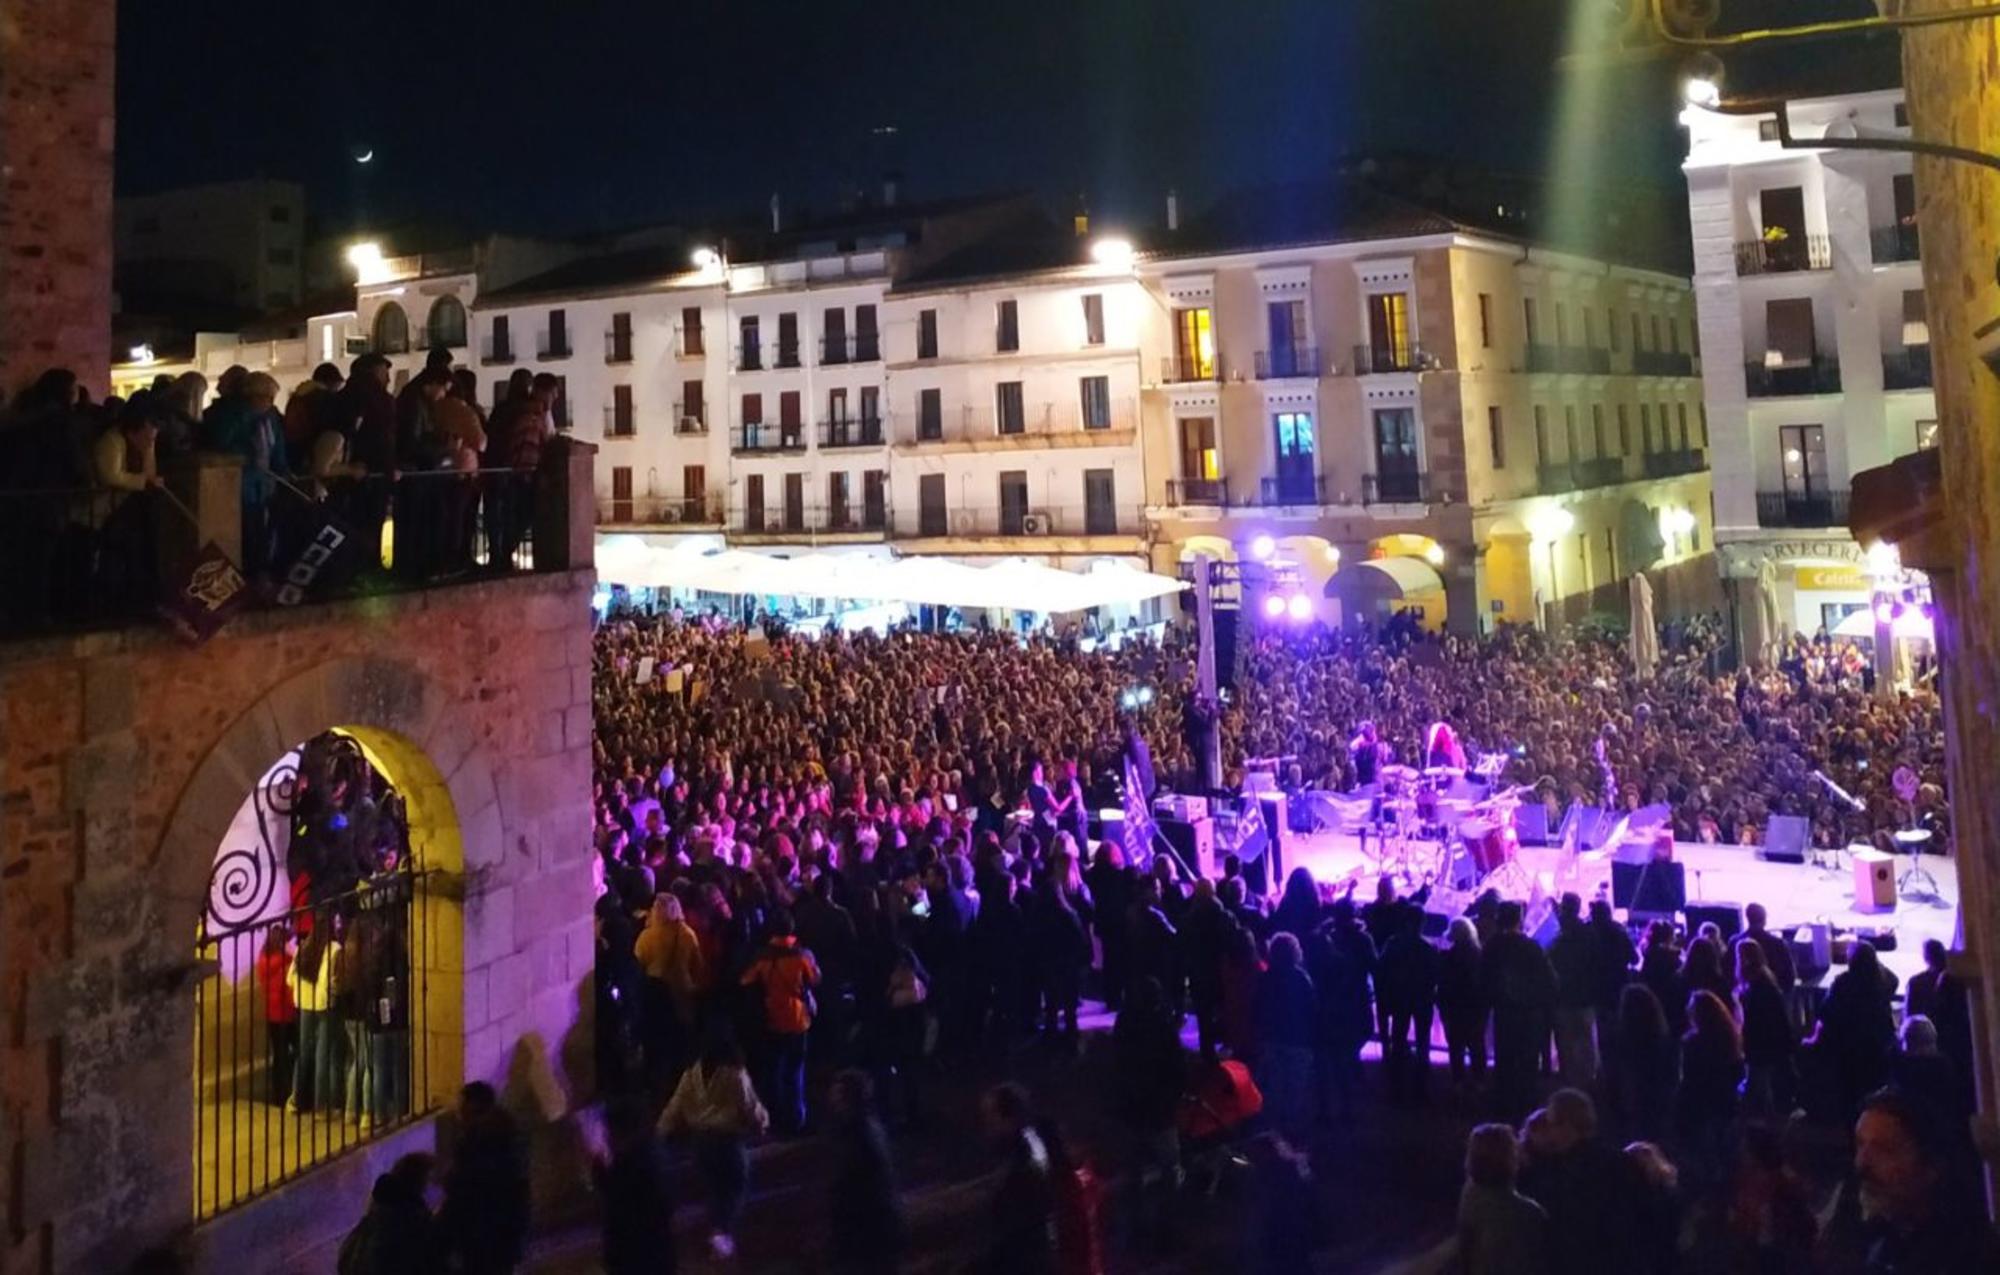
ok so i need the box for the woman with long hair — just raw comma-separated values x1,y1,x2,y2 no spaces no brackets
1676,989,1744,1186
1436,917,1488,1089
634,891,705,1094
1607,982,1675,1142
1734,938,1794,1118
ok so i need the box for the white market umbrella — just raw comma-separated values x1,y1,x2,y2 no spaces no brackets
1629,571,1660,678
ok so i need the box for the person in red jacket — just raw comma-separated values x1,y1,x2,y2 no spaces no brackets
256,923,298,1105
741,911,820,1135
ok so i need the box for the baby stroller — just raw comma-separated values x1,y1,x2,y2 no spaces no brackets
1177,1056,1264,1198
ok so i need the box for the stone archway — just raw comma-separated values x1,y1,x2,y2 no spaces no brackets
157,657,500,1232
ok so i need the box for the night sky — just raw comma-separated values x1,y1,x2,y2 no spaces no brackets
115,1,1860,238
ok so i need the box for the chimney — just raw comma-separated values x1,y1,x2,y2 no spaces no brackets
882,171,901,207
769,192,781,234
1166,188,1180,233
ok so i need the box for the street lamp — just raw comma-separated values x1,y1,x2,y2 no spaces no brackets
690,246,721,270
1089,236,1135,269
1528,508,1575,628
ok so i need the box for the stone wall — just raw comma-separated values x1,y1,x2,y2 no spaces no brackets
0,0,115,396
0,570,597,1273
1898,2,2000,1186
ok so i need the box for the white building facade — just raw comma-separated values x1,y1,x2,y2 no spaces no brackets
1683,87,1933,636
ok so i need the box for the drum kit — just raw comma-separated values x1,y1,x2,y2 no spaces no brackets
1368,753,1536,899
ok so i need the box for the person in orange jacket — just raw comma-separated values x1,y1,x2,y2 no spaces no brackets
741,910,821,1134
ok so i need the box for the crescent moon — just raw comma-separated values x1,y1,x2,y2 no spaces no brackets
355,149,375,164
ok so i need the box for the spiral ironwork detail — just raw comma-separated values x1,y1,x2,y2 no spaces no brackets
200,755,301,940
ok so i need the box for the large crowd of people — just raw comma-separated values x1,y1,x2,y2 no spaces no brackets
362,604,1965,1274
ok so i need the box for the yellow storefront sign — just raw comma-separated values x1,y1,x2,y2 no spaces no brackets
1796,565,1868,592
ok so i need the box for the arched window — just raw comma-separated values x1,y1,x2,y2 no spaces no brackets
426,296,467,350
372,302,411,355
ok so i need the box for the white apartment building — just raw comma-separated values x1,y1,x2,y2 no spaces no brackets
881,248,1155,569
722,252,893,549
115,178,306,314
1683,84,1932,636
472,250,728,533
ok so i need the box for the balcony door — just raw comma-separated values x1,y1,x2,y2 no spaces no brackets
1367,293,1410,370
1766,298,1816,367
1372,407,1420,501
1083,469,1116,535
1273,411,1316,501
780,390,802,448
1758,187,1809,269
783,473,805,532
863,469,887,529
1267,299,1307,375
919,473,947,536
998,471,1029,535
1779,424,1830,521
827,471,850,529
745,474,766,531
611,466,633,524
1179,416,1218,503
827,387,850,446
1173,307,1214,379
682,465,705,522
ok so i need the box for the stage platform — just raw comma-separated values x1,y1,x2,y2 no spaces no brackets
1276,828,1959,989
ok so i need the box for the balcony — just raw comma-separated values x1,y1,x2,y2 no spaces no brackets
1756,489,1851,529
899,398,1136,445
1630,349,1696,377
818,417,885,449
1870,224,1921,264
1159,354,1222,384
1525,343,1610,375
1256,473,1326,507
775,342,802,370
1363,471,1449,505
537,336,572,360
821,333,881,365
1352,344,1430,375
0,462,577,641
480,339,515,366
735,343,764,372
673,325,706,359
1254,346,1323,379
604,331,633,364
1734,234,1832,275
730,422,807,455
1536,458,1630,495
1882,345,1933,390
602,405,636,439
1745,358,1842,397
734,503,891,537
599,495,723,527
1642,448,1708,478
891,504,1144,540
673,404,707,436
1166,477,1230,507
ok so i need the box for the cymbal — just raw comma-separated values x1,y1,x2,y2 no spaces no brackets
1422,765,1465,778
1381,765,1420,781
1893,829,1933,845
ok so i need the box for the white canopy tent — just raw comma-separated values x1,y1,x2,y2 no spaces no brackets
596,537,1186,614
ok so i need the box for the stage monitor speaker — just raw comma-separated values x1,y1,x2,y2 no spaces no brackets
1761,815,1810,865
1611,859,1687,915
1790,922,1832,983
1515,802,1552,847
1684,902,1743,942
1158,816,1215,879
1852,848,1896,913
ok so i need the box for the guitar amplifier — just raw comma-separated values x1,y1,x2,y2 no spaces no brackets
1156,793,1209,822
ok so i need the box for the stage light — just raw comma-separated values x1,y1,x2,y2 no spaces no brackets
1250,534,1276,560
1089,236,1135,269
1875,600,1897,626
1262,594,1286,618
1287,593,1313,621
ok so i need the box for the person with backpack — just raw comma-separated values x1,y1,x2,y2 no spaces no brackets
740,910,821,1135
659,1034,769,1261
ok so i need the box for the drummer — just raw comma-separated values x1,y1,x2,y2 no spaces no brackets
1424,720,1467,772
